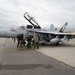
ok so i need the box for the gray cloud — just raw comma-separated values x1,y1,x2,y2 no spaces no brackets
0,0,75,30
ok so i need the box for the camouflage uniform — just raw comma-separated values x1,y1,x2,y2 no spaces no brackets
33,35,39,50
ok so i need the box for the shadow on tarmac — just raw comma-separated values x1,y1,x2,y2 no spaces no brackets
2,64,53,70
40,43,75,48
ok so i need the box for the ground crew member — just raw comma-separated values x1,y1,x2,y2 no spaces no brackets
26,34,33,49
17,34,24,48
33,35,39,50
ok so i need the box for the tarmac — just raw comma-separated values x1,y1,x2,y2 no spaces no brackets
0,38,5,64
0,38,75,68
0,38,5,75
0,38,75,75
37,42,75,68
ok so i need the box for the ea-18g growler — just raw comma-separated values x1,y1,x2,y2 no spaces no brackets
0,12,75,45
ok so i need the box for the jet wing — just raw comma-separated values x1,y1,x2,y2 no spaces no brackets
34,30,75,38
26,28,75,38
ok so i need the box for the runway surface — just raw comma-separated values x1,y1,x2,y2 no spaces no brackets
0,38,75,75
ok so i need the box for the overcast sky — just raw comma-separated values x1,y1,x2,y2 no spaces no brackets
0,0,75,30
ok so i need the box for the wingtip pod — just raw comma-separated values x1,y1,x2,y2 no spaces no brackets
65,22,68,26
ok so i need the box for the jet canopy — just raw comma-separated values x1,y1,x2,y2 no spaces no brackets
24,12,41,29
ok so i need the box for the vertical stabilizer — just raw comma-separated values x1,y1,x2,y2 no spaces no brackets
49,24,54,31
59,22,68,32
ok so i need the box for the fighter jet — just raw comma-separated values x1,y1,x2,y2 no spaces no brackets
0,12,75,45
